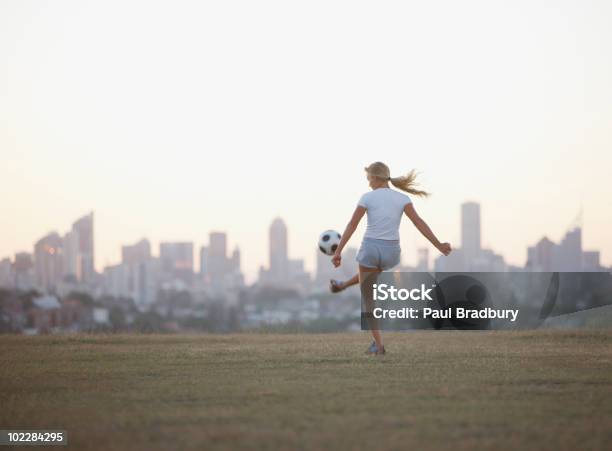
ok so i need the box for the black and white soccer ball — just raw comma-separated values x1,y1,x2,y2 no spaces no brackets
318,230,341,255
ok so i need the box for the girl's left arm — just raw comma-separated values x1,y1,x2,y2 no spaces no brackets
332,206,366,267
404,203,452,255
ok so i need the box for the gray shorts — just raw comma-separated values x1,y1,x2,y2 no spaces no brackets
356,238,401,270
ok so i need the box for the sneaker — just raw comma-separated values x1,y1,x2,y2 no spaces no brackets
365,341,378,354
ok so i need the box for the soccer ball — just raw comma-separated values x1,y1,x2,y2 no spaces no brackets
318,230,341,255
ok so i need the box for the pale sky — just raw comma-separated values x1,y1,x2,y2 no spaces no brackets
1,0,612,282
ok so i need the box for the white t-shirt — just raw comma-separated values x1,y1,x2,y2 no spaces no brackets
357,188,412,240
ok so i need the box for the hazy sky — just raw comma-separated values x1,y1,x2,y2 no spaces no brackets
1,0,611,282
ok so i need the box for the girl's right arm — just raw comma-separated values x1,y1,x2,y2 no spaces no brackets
332,206,366,267
404,204,452,256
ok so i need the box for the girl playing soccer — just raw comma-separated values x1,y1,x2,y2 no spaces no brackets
330,162,452,355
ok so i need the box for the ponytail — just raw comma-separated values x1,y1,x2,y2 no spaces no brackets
389,169,429,197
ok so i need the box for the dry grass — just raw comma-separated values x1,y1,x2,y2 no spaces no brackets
1,330,611,451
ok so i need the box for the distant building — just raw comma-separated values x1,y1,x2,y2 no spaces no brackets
435,201,505,272
0,258,12,288
582,251,601,271
208,232,227,286
26,295,61,334
461,202,481,264
71,212,95,283
553,227,582,271
472,249,506,272
435,248,465,272
269,218,289,284
527,237,555,271
13,252,34,291
34,232,64,293
103,263,131,299
121,239,151,265
199,246,209,280
288,258,311,293
527,227,603,271
135,258,161,305
159,242,194,286
62,230,79,280
200,232,244,290
102,238,159,306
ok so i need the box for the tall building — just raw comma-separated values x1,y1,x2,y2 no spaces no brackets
70,212,95,283
201,233,244,289
121,239,151,265
461,202,481,263
526,227,602,272
208,232,227,286
288,258,311,292
269,218,288,284
435,201,505,272
582,251,602,271
62,230,79,280
199,246,209,280
137,257,161,305
34,232,64,293
13,252,34,291
226,246,244,288
553,227,582,271
230,247,241,273
0,258,13,288
159,242,194,286
118,238,155,304
103,263,131,299
527,237,555,271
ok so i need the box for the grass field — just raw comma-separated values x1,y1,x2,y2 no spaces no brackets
1,331,611,451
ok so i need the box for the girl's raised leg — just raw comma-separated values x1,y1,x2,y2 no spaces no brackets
330,273,359,293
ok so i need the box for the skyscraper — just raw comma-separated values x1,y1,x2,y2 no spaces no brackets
13,252,34,291
527,227,599,272
0,258,12,289
553,227,582,271
461,202,481,263
62,230,78,280
199,246,209,281
230,247,241,273
121,239,151,265
582,251,602,271
34,232,64,292
269,218,288,284
208,232,227,286
71,212,95,283
527,237,555,271
159,242,194,286
118,238,154,304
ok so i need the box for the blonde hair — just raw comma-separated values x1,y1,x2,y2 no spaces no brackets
364,161,429,197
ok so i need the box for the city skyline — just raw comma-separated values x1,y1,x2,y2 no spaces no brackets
1,200,608,295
